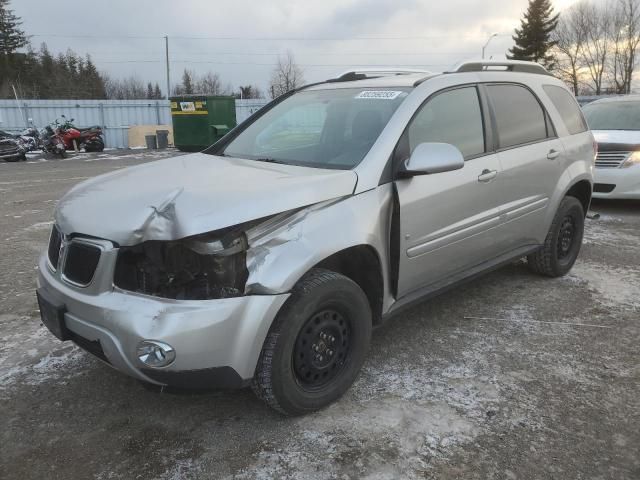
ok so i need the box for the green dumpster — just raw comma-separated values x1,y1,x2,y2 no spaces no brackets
170,95,237,152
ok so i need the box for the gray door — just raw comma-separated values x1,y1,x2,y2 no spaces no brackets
486,84,565,248
395,86,507,297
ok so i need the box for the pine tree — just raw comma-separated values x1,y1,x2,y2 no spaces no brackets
82,55,106,99
146,82,154,99
508,0,559,69
153,83,163,99
0,0,28,55
181,69,194,95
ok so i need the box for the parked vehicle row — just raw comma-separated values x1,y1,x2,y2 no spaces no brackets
37,60,596,415
0,115,104,162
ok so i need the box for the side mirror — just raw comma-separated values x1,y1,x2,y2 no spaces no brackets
401,142,465,177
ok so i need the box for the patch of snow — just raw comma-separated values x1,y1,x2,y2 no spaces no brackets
570,261,640,309
24,220,53,232
231,398,477,480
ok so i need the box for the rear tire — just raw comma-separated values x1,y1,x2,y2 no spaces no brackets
528,196,584,277
252,268,372,416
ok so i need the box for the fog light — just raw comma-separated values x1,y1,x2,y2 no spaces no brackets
136,340,176,368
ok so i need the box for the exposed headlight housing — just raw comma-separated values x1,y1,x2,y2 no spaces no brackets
114,225,249,300
622,151,640,168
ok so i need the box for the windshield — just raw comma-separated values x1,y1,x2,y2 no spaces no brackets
216,88,410,169
582,100,640,131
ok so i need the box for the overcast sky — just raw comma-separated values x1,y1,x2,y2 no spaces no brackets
13,0,585,96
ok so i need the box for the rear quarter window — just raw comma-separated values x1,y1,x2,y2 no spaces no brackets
543,85,588,135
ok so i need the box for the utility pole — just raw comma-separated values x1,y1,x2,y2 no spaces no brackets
165,36,171,99
11,84,27,128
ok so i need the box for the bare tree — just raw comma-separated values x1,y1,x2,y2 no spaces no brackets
610,0,640,93
581,2,614,94
553,1,589,93
105,75,146,99
173,70,232,96
269,51,305,99
197,72,223,95
239,84,264,99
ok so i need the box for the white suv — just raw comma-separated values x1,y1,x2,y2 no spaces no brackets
37,60,594,415
583,96,640,199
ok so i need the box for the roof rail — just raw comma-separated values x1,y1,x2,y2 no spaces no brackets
328,68,431,83
447,60,552,76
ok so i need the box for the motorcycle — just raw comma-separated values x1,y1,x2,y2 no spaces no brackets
0,128,36,154
55,115,105,152
40,125,66,158
0,136,27,162
18,126,41,152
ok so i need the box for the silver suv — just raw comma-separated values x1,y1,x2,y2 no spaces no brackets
37,60,594,415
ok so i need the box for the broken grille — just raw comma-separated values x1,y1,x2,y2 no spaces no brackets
595,151,629,169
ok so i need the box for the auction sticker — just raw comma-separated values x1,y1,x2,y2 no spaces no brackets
355,90,403,100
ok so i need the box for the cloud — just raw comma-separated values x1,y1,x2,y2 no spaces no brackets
10,0,597,94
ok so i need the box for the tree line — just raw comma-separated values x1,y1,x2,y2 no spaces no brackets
0,0,266,100
509,0,640,95
554,0,640,95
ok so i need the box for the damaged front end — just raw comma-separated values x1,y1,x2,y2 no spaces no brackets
113,224,256,300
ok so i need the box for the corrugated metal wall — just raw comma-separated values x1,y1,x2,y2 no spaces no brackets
0,99,269,148
235,99,270,123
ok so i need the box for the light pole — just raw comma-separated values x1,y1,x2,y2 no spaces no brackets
482,33,499,59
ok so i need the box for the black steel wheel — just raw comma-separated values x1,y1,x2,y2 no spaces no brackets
293,309,352,391
253,269,372,416
528,196,585,277
556,215,576,260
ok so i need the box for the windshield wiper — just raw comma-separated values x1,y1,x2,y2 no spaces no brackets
253,157,288,164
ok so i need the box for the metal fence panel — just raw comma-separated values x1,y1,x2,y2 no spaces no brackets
0,99,269,148
235,99,269,124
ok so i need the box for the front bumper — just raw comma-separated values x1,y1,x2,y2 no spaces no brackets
37,253,289,388
593,164,640,199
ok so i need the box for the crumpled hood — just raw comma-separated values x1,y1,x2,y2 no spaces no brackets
55,153,357,245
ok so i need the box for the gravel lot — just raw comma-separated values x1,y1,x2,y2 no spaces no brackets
1,150,639,479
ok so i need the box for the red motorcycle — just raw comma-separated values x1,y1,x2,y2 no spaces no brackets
41,125,66,158
56,116,105,152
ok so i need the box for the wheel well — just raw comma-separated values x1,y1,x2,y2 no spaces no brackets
314,245,384,325
566,180,592,216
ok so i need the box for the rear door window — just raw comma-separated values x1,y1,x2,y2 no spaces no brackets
487,84,549,149
543,85,588,135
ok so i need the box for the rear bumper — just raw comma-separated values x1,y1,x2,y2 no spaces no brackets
593,165,640,199
37,253,289,388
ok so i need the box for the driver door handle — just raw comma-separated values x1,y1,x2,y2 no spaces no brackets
478,169,498,183
547,149,560,160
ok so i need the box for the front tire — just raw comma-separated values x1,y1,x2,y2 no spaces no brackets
252,268,372,416
528,196,585,277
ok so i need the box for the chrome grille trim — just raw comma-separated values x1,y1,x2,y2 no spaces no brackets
46,225,115,289
595,151,630,169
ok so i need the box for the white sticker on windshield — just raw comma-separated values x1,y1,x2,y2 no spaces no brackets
355,90,403,100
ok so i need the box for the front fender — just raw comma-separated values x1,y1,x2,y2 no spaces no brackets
245,185,394,311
